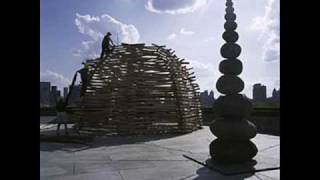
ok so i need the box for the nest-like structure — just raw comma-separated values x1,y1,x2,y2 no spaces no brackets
71,43,202,135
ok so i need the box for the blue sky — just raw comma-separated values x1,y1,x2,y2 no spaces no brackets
40,0,279,98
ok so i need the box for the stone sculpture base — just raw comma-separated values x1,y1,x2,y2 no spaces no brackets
206,158,257,175
204,153,279,176
209,139,258,163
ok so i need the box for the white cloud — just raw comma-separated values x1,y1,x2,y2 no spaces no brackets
203,36,215,42
249,0,279,62
81,40,95,50
167,28,194,41
167,33,177,40
262,30,279,62
40,70,71,90
186,60,217,92
188,59,214,70
180,28,194,35
74,13,140,59
75,14,103,41
100,14,140,43
87,52,100,59
145,0,210,15
274,79,280,89
72,49,82,57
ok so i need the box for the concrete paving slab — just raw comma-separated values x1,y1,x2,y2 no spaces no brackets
109,160,157,171
181,152,279,176
75,151,112,163
252,135,279,152
47,171,124,180
104,144,165,154
255,169,280,180
74,163,115,175
259,145,280,160
186,167,264,180
40,126,279,180
40,159,75,178
108,147,185,161
40,166,68,177
120,161,199,180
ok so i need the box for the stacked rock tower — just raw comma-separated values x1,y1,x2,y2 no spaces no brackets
209,0,258,163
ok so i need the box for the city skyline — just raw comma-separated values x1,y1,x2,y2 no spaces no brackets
41,0,279,98
40,80,279,100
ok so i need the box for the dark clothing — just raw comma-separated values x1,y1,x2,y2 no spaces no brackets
65,72,78,105
100,47,114,59
100,35,114,59
56,99,66,112
56,99,69,135
56,112,69,135
78,67,88,84
78,67,89,97
102,36,111,48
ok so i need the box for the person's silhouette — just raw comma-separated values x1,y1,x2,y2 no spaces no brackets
78,62,89,97
100,32,115,59
56,98,69,136
65,62,89,106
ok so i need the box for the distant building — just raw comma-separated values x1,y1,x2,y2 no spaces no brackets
269,88,280,103
57,90,61,99
68,85,81,105
200,90,215,107
50,86,58,106
63,87,68,99
253,83,267,102
40,82,51,107
209,91,214,100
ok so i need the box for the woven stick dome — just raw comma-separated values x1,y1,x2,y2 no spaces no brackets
71,43,202,135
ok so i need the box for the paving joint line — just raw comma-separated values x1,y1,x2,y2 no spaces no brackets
260,144,280,152
118,171,126,180
113,159,190,162
72,152,76,176
254,172,279,180
113,164,157,171
253,174,264,180
177,174,197,180
146,142,195,154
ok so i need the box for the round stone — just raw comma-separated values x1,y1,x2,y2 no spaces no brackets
209,139,258,163
206,159,257,172
213,94,252,118
216,75,244,94
224,21,237,30
222,31,239,42
220,43,241,58
225,13,236,21
210,119,257,140
219,59,242,75
226,7,234,13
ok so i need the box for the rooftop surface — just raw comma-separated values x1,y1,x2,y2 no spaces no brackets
40,117,279,180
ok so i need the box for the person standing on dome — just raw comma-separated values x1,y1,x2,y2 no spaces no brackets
100,32,115,59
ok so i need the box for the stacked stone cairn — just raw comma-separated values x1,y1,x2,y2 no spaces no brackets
209,0,258,163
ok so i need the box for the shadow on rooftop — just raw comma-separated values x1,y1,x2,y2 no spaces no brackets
192,166,254,180
40,128,189,152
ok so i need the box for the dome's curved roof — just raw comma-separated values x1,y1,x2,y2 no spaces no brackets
71,43,202,135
